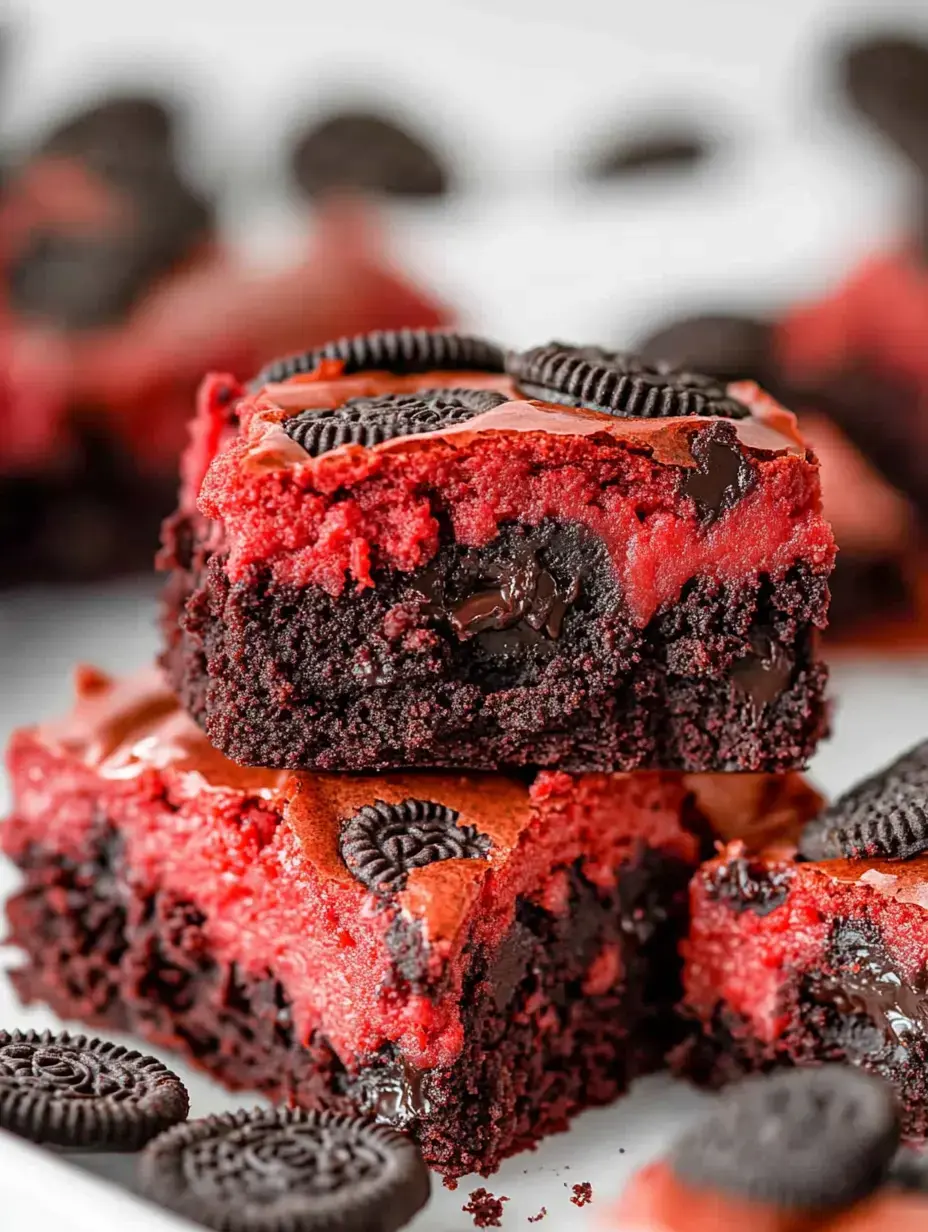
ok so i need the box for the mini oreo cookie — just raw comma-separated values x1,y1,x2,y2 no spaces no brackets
256,328,506,387
340,799,492,893
507,343,749,419
799,740,928,863
0,1029,189,1149
670,1066,900,1212
283,389,505,457
139,1106,431,1232
291,108,450,199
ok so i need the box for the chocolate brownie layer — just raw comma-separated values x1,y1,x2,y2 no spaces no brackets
6,825,690,1177
163,512,828,772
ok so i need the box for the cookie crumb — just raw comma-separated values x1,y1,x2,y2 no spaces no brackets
442,1175,459,1191
463,1188,510,1228
528,1208,547,1223
570,1182,593,1207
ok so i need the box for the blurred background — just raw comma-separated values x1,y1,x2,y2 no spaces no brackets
2,2,928,1226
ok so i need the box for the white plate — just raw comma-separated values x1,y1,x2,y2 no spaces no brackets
2,582,928,1229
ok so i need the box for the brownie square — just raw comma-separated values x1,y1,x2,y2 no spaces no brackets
159,331,835,772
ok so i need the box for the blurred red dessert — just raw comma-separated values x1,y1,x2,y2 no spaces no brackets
0,94,448,585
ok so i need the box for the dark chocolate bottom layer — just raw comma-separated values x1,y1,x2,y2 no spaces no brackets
5,831,691,1177
1,425,175,586
674,918,928,1139
161,516,830,771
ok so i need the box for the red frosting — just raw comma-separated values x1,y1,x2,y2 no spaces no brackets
193,364,833,627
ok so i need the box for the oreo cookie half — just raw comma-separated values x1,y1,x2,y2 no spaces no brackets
283,389,505,457
139,1106,431,1232
840,33,928,171
340,799,492,894
507,343,749,419
0,1029,189,1149
257,328,506,387
40,92,176,166
638,314,776,388
670,1067,900,1211
291,109,450,199
799,740,928,862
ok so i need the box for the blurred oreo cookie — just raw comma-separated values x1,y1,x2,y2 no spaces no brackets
839,31,928,171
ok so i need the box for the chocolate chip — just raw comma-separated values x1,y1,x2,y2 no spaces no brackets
282,389,505,457
670,1066,900,1211
683,420,756,519
730,631,793,717
339,799,492,894
705,856,794,916
507,342,749,419
0,1029,189,1149
256,329,506,387
291,109,450,199
799,740,928,863
139,1107,431,1232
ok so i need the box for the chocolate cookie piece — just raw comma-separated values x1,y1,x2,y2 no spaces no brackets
40,92,177,168
0,1029,189,1149
840,32,928,171
585,124,714,181
340,800,492,894
291,109,449,200
507,343,749,419
139,1107,431,1232
799,740,928,862
257,328,506,387
638,314,777,389
283,389,506,457
670,1067,900,1211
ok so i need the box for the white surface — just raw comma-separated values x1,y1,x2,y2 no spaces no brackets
3,0,928,1228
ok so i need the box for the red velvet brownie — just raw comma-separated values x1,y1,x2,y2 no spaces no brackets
678,740,928,1136
159,331,835,772
1,666,821,1177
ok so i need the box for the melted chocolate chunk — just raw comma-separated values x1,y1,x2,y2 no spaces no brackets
704,857,794,916
291,109,450,199
810,919,928,1051
256,329,505,387
139,1107,430,1232
0,1029,189,1149
412,521,591,655
799,740,928,862
507,342,748,419
730,631,793,717
282,389,505,457
670,1066,900,1211
339,799,491,894
683,420,757,520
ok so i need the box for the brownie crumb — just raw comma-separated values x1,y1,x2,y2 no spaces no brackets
527,1209,547,1223
570,1182,594,1207
463,1188,509,1228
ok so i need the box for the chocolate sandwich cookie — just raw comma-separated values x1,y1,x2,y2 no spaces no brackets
291,108,450,199
0,1029,189,1149
139,1108,430,1232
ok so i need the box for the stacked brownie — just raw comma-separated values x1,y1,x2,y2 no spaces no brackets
2,328,836,1179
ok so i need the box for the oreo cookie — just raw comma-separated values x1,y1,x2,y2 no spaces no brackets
638,314,777,388
291,109,449,199
40,92,177,169
256,329,506,387
840,33,928,172
585,124,714,181
799,740,928,863
283,389,505,457
340,799,492,893
670,1066,900,1211
0,1029,189,1149
139,1106,431,1232
507,343,749,419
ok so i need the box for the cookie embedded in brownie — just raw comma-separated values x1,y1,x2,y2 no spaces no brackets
159,331,835,773
1,667,819,1178
677,739,928,1137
